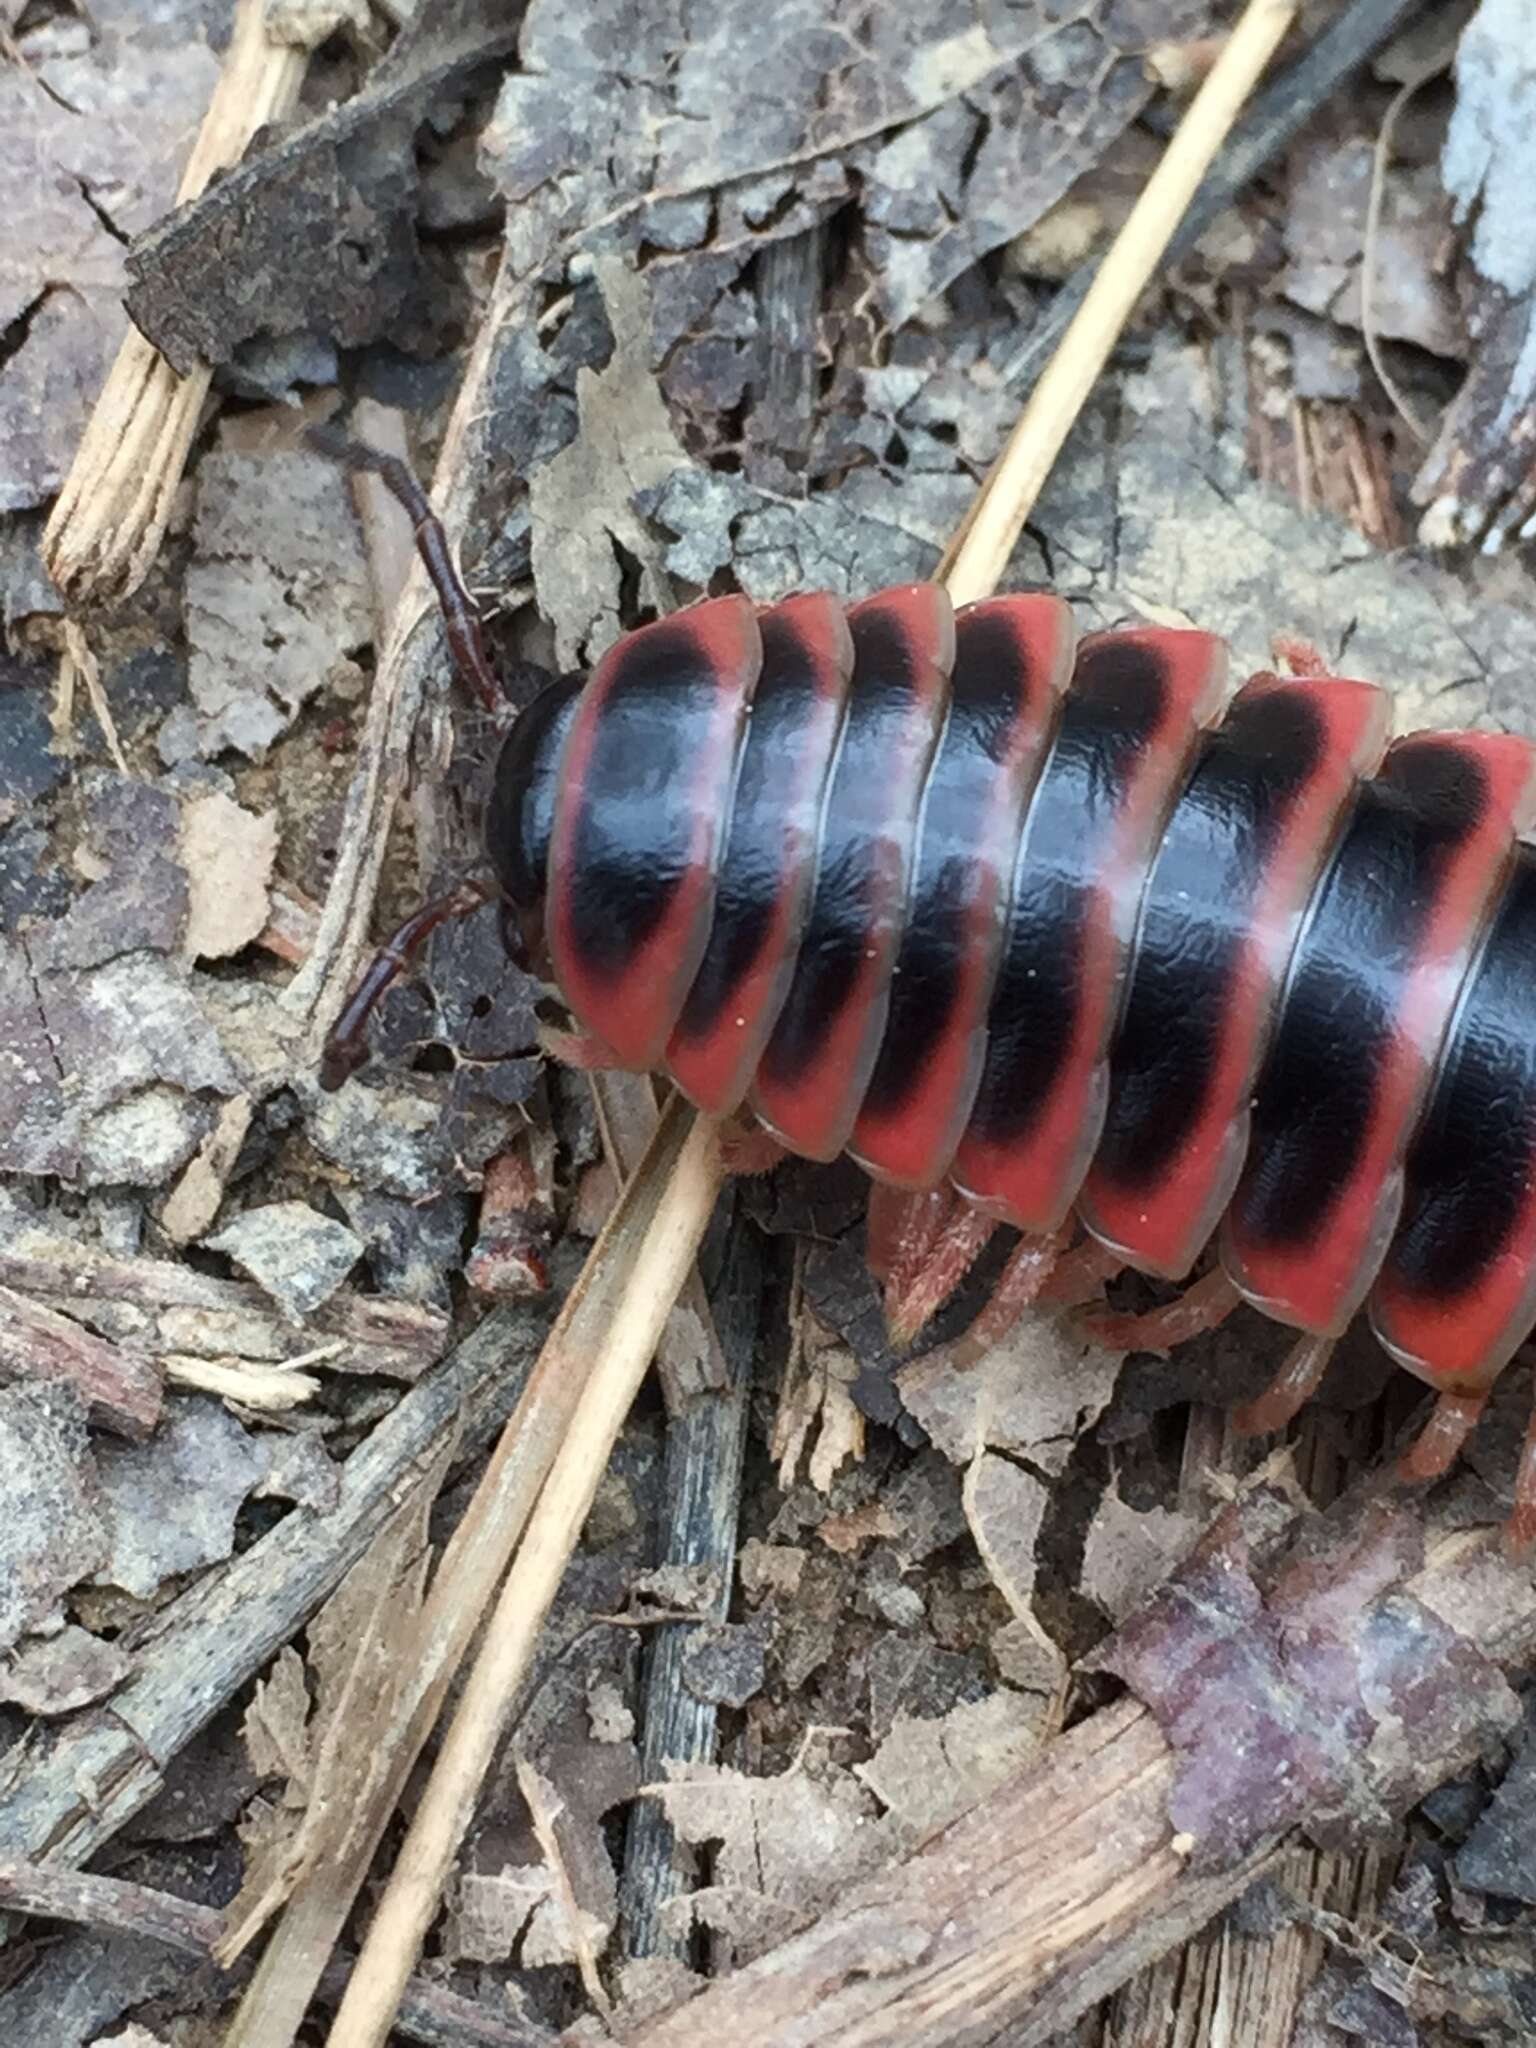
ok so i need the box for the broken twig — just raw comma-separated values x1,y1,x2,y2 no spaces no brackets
42,0,314,602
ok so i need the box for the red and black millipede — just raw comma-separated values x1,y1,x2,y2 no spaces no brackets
315,432,1536,1548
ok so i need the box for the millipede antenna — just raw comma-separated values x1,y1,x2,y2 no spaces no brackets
307,421,503,714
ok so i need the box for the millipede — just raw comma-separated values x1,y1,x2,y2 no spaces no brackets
317,430,1536,1550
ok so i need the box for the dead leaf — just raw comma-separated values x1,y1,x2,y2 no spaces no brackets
94,1396,267,1600
899,1315,1123,1474
0,1622,131,1715
204,1201,364,1320
179,793,278,960
449,1864,553,1964
772,1306,866,1494
158,1094,254,1245
0,1381,107,1654
649,1757,882,1963
962,1451,1049,1620
855,1691,1046,1836
529,255,691,667
818,1502,899,1555
0,936,236,1184
488,0,1216,328
171,435,373,760
737,1539,807,1603
244,1645,314,1803
1081,1484,1203,1622
0,1,220,510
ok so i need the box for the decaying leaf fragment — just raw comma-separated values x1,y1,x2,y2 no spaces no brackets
0,1381,108,1655
179,793,279,961
0,0,220,511
528,256,691,668
93,1397,267,1600
170,434,373,761
204,1201,364,1321
1095,1485,1526,1872
647,1756,882,1961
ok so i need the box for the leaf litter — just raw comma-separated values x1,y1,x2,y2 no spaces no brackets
5,1,1536,2044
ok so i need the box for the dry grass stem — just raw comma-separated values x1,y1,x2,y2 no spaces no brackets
161,1350,336,1409
42,0,312,604
938,0,1300,604
516,1755,613,2016
279,255,524,1062
323,1105,723,2047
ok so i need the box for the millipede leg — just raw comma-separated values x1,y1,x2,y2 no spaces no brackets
306,423,504,714
718,1121,791,1176
946,1225,1072,1369
1270,631,1332,679
1233,1332,1336,1436
1037,1237,1126,1307
865,1182,929,1283
1397,1388,1489,1487
320,879,495,1090
1078,1268,1242,1353
883,1194,998,1350
1505,1397,1536,1559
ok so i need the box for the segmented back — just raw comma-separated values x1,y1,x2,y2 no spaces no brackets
488,583,1536,1408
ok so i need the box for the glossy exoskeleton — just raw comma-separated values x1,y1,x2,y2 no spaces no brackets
319,433,1536,1549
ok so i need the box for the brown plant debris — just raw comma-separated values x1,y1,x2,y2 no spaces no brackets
124,0,521,374
0,0,220,512
1095,1485,1524,1872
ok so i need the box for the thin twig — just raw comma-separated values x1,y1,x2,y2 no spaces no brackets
518,1755,612,2015
940,0,1299,604
1362,54,1447,446
42,0,314,604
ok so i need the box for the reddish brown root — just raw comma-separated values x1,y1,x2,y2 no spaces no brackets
1233,1332,1336,1436
1036,1237,1125,1307
1078,1268,1242,1354
946,1226,1071,1370
466,1141,552,1299
718,1120,791,1176
884,1195,999,1350
1397,1388,1489,1486
1505,1397,1536,1560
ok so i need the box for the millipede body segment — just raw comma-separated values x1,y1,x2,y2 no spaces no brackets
487,583,1536,1432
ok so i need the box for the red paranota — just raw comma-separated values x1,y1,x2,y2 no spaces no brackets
313,435,1536,1548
